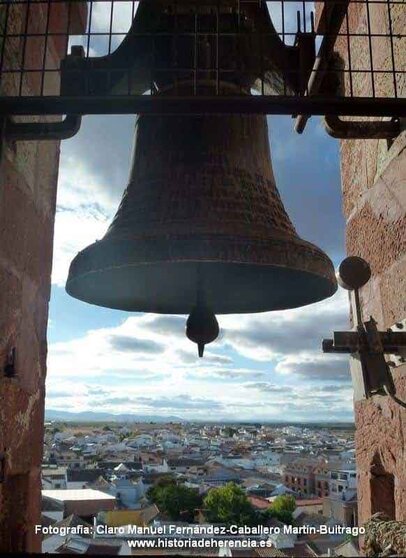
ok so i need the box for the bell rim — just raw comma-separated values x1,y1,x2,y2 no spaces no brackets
66,235,337,314
66,261,337,315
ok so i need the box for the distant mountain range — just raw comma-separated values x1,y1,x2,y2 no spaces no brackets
45,409,184,423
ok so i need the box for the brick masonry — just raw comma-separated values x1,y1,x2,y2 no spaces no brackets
329,0,406,527
0,3,86,552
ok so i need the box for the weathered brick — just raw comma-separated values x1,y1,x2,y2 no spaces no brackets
336,0,406,529
0,2,87,553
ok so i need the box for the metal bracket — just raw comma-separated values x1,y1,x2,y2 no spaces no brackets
5,114,82,142
3,347,16,378
322,257,406,407
323,115,404,140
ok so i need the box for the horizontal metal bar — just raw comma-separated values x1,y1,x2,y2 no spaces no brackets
323,330,406,354
0,95,405,117
1,0,403,4
3,69,405,78
3,31,405,38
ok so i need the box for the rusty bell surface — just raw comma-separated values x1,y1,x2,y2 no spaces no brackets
66,113,337,354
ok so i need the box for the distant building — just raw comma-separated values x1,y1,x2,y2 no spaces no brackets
323,490,358,528
108,478,147,509
66,469,104,489
42,467,68,490
167,458,206,475
315,463,357,498
100,504,160,527
314,464,331,498
43,535,131,555
293,498,324,517
42,489,116,520
329,467,357,496
203,468,241,486
283,462,316,496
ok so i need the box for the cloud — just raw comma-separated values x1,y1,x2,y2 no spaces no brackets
110,335,165,354
221,289,349,359
269,117,344,259
145,316,186,335
244,382,293,393
213,370,265,380
52,152,114,286
52,115,135,287
318,383,352,392
176,349,233,366
187,368,266,382
101,396,138,406
134,395,224,411
244,381,353,403
275,353,350,381
46,288,353,420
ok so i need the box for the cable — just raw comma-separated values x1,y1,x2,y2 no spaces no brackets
383,384,406,410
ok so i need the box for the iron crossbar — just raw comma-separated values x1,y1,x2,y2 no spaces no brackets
0,94,403,116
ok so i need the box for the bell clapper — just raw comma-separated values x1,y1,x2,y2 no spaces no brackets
186,273,220,357
186,305,220,358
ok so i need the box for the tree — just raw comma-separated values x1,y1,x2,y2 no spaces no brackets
148,480,202,522
270,495,296,514
147,475,177,501
203,482,256,527
268,494,296,524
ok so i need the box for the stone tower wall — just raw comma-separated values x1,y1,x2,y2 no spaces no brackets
330,0,406,525
0,3,86,552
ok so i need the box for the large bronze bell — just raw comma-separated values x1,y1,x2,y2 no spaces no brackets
66,112,337,355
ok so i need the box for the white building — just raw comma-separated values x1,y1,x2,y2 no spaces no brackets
329,467,357,495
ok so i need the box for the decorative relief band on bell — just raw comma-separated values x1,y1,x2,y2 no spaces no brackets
108,176,293,234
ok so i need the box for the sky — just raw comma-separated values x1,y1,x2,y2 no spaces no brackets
45,1,354,423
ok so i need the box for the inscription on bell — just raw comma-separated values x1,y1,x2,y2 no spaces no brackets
113,170,292,233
